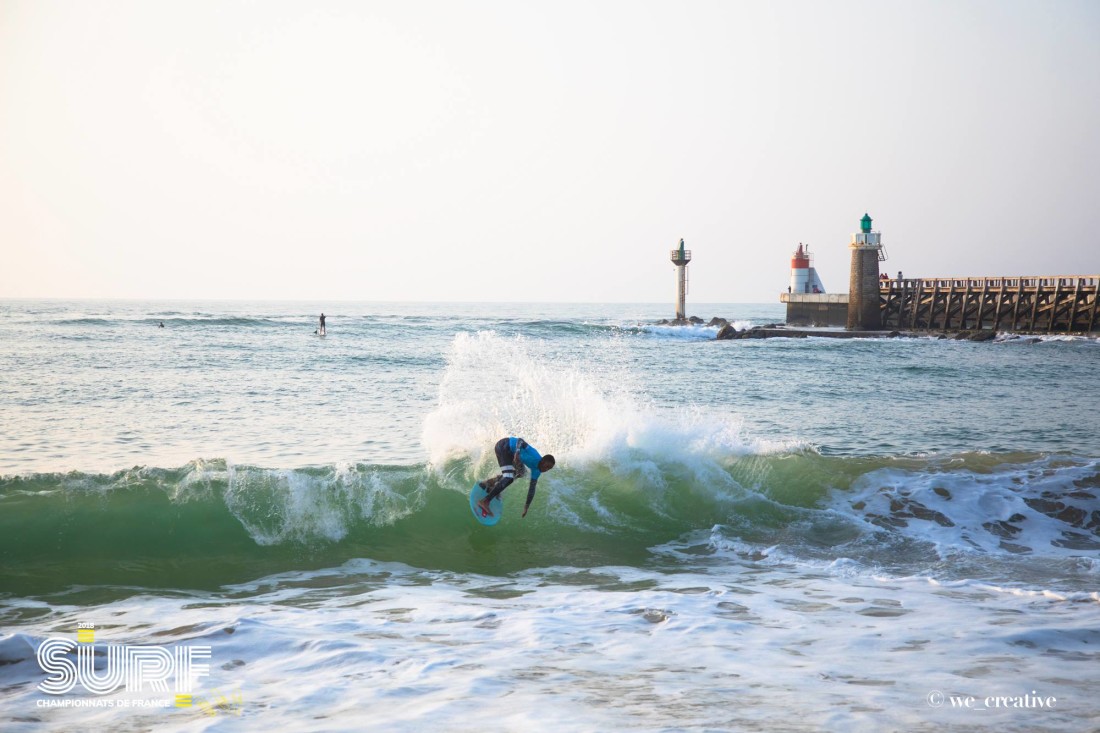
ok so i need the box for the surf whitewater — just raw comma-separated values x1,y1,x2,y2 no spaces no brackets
3,450,1096,596
3,300,1100,731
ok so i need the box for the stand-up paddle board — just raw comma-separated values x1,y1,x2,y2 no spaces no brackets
470,482,503,526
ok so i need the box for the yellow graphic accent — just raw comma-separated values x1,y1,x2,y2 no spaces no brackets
76,629,95,643
196,689,245,717
175,694,193,708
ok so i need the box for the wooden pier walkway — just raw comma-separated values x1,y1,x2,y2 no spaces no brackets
879,276,1099,333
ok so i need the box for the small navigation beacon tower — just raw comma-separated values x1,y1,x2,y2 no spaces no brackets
789,243,826,294
670,238,692,320
847,213,887,330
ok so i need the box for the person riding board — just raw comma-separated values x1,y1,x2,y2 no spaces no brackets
477,437,555,519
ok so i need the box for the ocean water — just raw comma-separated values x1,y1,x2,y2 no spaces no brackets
0,299,1098,732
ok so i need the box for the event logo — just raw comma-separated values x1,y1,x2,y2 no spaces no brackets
36,624,211,696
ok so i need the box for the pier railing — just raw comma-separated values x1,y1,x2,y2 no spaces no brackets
878,275,1099,333
884,276,1099,290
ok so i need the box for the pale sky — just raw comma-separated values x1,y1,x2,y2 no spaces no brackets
2,0,1097,303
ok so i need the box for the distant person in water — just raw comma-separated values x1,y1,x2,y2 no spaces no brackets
477,437,555,519
319,313,326,335
158,321,164,328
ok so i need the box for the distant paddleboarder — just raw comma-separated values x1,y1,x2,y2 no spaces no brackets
318,313,326,336
477,437,555,519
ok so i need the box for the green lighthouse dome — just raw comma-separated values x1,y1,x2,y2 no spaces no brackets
860,213,872,233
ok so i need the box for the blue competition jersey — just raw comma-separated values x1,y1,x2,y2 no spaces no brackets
508,437,543,481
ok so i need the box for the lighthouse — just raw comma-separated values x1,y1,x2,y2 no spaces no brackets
847,213,887,330
670,238,691,320
789,243,826,294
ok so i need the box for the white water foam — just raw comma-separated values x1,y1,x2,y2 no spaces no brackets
4,558,1097,732
636,323,720,340
421,331,807,484
830,457,1100,559
995,333,1099,344
223,463,424,544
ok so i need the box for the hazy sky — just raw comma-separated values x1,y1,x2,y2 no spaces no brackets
2,0,1098,303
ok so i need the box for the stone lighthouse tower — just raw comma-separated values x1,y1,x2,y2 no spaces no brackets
670,238,691,321
847,213,886,330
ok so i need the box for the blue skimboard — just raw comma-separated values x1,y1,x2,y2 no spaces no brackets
470,482,503,526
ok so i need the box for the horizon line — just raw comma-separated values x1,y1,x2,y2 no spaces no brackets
0,297,781,305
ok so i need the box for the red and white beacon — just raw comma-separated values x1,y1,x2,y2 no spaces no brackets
789,243,826,294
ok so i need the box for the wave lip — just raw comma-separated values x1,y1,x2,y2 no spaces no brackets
2,451,1098,596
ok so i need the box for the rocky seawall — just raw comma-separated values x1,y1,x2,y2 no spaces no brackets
656,317,1005,342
